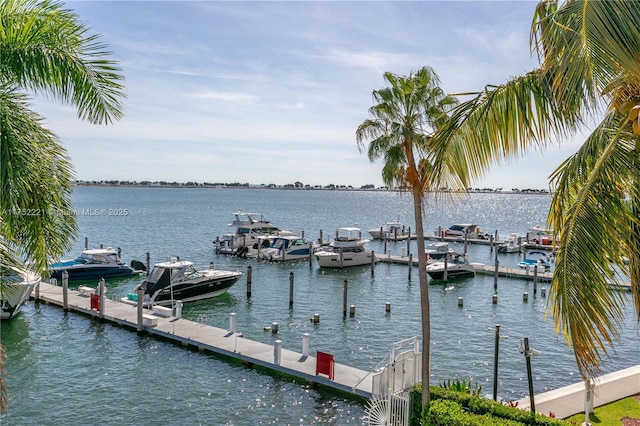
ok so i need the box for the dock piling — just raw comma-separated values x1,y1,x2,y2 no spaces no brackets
302,333,310,356
523,292,529,302
99,278,105,320
247,266,253,298
146,252,151,276
274,340,282,365
458,297,463,307
343,280,348,317
350,305,355,317
271,322,279,334
84,237,88,250
230,313,237,333
62,271,69,312
385,302,391,314
408,254,413,280
136,287,144,333
175,300,183,319
289,272,294,307
492,294,498,304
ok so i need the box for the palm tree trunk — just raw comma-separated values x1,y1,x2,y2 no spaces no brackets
412,186,430,408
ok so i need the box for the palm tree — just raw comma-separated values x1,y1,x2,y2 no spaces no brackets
434,0,640,383
356,66,463,408
0,0,124,411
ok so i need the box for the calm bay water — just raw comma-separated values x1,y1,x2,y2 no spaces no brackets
1,187,638,425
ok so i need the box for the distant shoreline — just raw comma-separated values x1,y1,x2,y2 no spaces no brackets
74,181,550,194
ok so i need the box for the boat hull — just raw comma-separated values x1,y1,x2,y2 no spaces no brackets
426,269,475,280
1,275,40,320
148,272,241,306
50,265,137,281
315,252,374,268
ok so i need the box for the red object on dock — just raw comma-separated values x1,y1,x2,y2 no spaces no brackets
315,351,335,380
90,293,100,311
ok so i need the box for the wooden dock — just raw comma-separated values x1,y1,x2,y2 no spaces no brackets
31,282,373,399
375,254,632,289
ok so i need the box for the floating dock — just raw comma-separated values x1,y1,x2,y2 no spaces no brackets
31,282,373,399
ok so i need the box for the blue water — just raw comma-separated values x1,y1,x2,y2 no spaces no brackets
2,187,638,425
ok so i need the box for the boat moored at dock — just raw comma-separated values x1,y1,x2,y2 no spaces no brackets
368,222,412,241
315,227,375,268
49,248,141,281
258,235,314,261
1,269,40,320
215,211,297,256
426,252,476,280
122,258,242,307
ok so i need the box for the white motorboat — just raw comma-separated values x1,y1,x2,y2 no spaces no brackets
436,223,490,240
426,252,476,280
315,227,375,268
425,242,454,260
1,269,40,320
497,234,527,253
258,235,314,261
122,258,242,307
369,222,411,241
525,226,556,247
49,248,140,281
215,211,296,256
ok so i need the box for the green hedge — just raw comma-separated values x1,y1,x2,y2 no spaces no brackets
425,400,528,426
409,384,570,426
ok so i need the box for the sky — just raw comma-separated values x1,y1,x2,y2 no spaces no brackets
33,1,589,190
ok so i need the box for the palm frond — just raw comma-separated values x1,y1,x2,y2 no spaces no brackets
548,111,634,378
0,0,125,124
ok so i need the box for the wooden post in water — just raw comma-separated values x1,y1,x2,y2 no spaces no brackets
289,272,294,307
98,278,105,320
370,251,375,275
408,254,413,280
62,271,69,312
136,285,144,333
406,230,411,255
319,229,323,245
533,266,538,295
84,237,88,250
343,280,348,317
494,258,499,292
464,232,468,255
384,235,387,254
443,254,449,283
146,252,151,276
339,248,343,269
309,243,313,267
247,265,252,298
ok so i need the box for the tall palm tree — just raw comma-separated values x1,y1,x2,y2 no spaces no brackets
0,0,124,412
356,66,463,408
434,0,640,382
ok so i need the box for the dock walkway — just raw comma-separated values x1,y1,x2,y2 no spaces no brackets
32,282,373,399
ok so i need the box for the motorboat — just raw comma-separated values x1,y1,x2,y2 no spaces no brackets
426,252,476,280
525,226,555,247
497,234,527,253
1,269,40,320
258,235,314,261
315,227,375,268
122,258,242,307
424,242,454,260
49,248,141,281
518,251,552,271
369,222,411,241
436,224,490,240
215,211,297,255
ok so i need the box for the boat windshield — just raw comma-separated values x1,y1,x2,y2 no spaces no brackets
75,253,115,264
